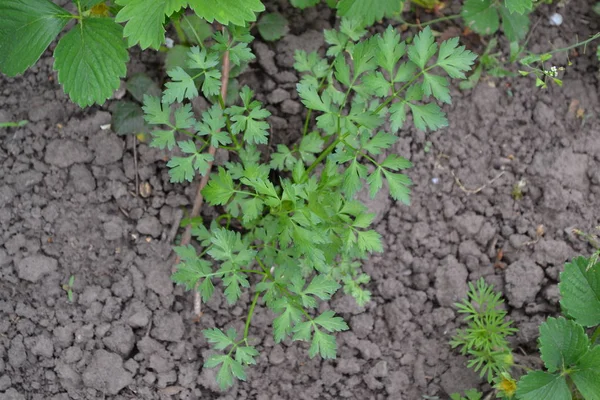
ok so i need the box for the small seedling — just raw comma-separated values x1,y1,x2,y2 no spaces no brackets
62,275,75,302
511,178,526,200
452,255,600,399
0,120,28,128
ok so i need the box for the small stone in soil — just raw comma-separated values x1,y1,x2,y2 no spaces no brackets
17,255,58,283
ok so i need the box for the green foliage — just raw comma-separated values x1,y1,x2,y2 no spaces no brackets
148,22,474,390
257,13,289,41
450,389,483,400
450,278,517,383
453,255,600,399
461,0,530,43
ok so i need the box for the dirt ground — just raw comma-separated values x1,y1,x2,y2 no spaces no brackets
1,0,600,399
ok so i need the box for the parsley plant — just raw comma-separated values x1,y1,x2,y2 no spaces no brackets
145,22,475,389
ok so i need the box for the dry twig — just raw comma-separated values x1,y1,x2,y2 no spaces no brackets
451,170,505,195
171,26,231,321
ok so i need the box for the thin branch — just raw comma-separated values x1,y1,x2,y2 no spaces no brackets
171,25,231,321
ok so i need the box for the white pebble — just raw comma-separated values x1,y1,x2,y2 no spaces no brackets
165,37,174,48
431,177,440,185
549,13,563,26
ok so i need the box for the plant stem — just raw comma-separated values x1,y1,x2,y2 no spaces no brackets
397,13,460,28
244,277,267,339
302,136,342,181
173,18,187,44
548,32,600,55
173,26,232,321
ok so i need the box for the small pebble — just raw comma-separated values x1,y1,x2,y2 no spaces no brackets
549,13,563,26
431,177,440,185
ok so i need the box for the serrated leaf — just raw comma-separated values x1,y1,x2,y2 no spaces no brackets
115,0,187,50
0,0,70,77
235,346,259,365
257,12,289,41
163,67,198,104
499,6,530,43
362,72,390,97
150,130,176,150
383,170,412,205
539,317,589,373
110,101,147,135
559,256,600,327
515,371,570,400
175,104,195,129
422,73,451,104
461,0,500,36
364,132,397,155
336,0,403,27
300,132,325,155
357,230,383,253
297,82,331,112
367,168,383,198
54,18,128,107
305,276,340,300
222,272,249,304
167,156,196,182
143,95,171,125
408,103,448,131
504,0,532,14
203,168,235,206
437,37,478,79
188,0,265,26
314,311,349,332
273,300,303,342
389,102,407,132
571,346,600,400
204,328,236,350
408,26,437,70
309,329,337,359
376,26,406,74
343,159,367,197
381,154,412,170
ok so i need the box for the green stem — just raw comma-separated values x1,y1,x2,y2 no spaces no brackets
548,32,600,55
302,136,343,181
244,276,268,339
397,13,461,28
172,18,187,44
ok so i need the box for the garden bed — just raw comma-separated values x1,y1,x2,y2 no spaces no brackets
1,0,600,398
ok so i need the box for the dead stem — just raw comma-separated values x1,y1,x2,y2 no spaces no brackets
171,26,231,321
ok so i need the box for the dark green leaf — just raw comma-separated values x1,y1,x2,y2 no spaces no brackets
110,101,147,135
0,0,70,76
257,13,289,41
54,18,128,107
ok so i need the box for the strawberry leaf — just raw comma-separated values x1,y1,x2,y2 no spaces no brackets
54,17,129,107
0,0,70,76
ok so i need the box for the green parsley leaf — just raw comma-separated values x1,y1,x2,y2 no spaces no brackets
163,67,199,104
408,26,437,70
383,170,412,205
313,310,349,332
357,230,383,253
309,328,338,359
273,298,303,342
150,130,176,150
203,167,235,205
364,132,397,155
437,37,478,79
376,26,406,74
204,327,236,350
143,95,171,125
297,82,332,112
422,73,451,104
305,276,340,300
408,103,448,131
